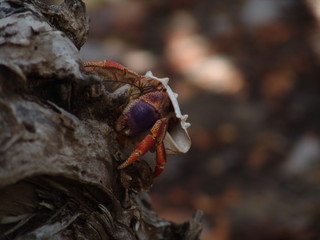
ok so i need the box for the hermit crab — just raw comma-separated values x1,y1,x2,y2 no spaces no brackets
84,60,191,177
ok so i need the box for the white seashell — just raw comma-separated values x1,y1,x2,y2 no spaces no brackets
181,114,188,121
145,71,191,155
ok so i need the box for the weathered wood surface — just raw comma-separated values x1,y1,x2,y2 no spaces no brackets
0,0,202,239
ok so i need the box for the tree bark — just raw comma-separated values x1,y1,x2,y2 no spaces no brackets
0,0,202,239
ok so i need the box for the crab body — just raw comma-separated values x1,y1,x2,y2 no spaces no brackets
84,60,191,177
116,91,171,136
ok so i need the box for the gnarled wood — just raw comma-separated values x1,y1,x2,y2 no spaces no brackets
0,0,202,239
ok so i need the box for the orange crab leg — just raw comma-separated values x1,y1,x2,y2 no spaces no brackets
154,143,166,177
117,118,168,177
84,60,126,71
118,134,156,169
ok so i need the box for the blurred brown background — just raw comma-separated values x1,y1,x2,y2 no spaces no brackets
50,0,320,239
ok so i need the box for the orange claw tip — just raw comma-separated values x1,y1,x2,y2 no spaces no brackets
117,163,126,170
117,150,141,170
153,166,164,177
117,160,130,170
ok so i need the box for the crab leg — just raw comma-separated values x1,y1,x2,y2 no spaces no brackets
154,143,166,177
117,118,168,176
118,135,155,169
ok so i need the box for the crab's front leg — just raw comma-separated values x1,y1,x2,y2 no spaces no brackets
154,141,166,177
84,60,142,85
118,117,168,177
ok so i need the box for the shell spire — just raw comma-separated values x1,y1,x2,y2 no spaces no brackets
145,71,169,86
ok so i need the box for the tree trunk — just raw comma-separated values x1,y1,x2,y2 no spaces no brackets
0,0,202,239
